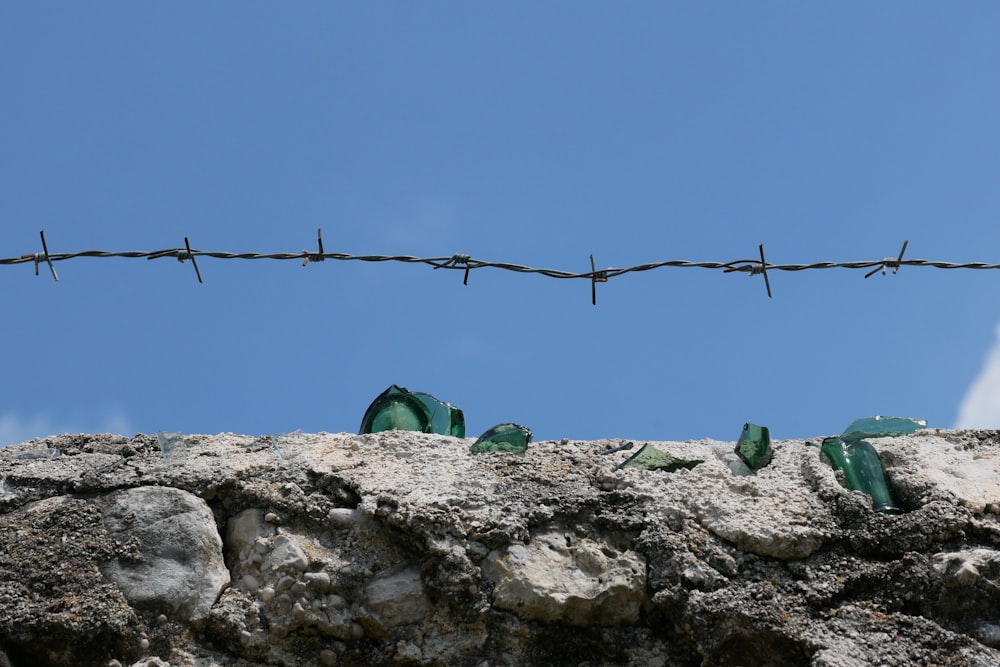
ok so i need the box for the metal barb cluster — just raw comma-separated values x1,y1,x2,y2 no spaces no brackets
5,231,998,304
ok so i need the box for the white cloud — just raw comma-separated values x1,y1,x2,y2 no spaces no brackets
100,407,134,439
0,413,60,448
0,409,135,448
955,322,1000,428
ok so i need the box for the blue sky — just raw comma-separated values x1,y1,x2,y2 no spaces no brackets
3,3,1000,446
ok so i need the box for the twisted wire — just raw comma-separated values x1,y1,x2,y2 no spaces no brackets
4,232,1000,297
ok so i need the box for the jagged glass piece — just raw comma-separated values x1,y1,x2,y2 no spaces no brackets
471,423,532,453
411,391,466,438
359,386,429,434
840,415,927,445
618,443,703,472
735,422,772,470
820,437,903,514
11,448,61,460
275,430,319,459
155,431,189,464
269,436,285,460
359,385,465,437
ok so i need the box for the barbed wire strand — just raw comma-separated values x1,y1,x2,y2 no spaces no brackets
4,230,1000,302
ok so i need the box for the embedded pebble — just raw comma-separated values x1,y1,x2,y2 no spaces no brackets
305,571,331,592
327,507,358,528
242,574,261,592
269,535,309,572
259,587,276,602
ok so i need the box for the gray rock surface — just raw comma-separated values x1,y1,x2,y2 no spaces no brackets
97,486,230,622
0,428,997,666
482,531,646,624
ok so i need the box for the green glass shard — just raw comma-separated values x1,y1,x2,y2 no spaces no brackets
618,443,703,472
471,423,532,453
735,422,772,470
840,415,927,445
155,431,189,464
411,391,466,438
820,437,902,514
268,436,285,460
274,430,319,460
359,385,465,437
11,448,61,460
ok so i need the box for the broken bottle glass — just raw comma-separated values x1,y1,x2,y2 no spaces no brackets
155,431,190,464
820,436,902,514
735,422,772,470
618,443,703,472
470,423,533,453
359,385,466,437
840,415,927,445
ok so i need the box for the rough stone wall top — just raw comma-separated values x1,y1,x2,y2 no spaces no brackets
0,428,998,666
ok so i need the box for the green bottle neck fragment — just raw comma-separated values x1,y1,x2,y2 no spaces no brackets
820,437,903,514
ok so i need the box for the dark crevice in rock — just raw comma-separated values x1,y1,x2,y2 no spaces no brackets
707,630,813,667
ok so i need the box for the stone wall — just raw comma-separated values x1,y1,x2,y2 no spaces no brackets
0,429,998,666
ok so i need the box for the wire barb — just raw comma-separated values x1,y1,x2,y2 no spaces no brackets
148,237,203,282
303,228,326,266
721,244,771,297
433,254,473,285
865,239,909,279
758,244,772,298
26,230,59,282
180,237,203,283
590,254,608,306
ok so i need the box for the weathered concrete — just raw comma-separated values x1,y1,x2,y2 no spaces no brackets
0,428,997,666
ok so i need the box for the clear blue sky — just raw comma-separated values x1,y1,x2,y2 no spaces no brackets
3,3,1000,446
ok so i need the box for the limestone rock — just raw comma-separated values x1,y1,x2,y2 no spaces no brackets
365,566,430,627
96,486,230,622
266,535,310,573
483,531,646,624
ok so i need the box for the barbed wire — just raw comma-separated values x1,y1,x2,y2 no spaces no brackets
3,231,998,303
